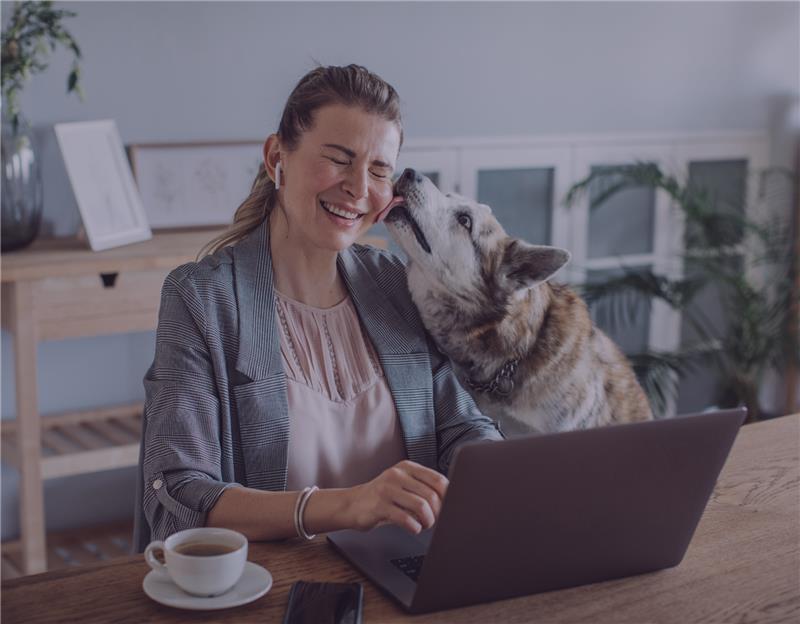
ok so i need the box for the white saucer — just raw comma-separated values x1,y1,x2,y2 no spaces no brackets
143,561,273,610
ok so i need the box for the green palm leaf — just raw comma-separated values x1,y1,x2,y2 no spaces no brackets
564,161,798,421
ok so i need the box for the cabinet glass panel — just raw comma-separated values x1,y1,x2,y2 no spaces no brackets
419,171,439,188
678,160,747,412
586,265,651,355
684,159,747,249
477,168,553,245
587,164,655,258
368,170,439,258
678,238,744,412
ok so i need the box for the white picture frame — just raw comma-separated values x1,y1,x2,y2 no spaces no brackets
126,141,264,229
54,120,152,251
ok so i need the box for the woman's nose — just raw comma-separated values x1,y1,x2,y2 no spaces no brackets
343,166,369,199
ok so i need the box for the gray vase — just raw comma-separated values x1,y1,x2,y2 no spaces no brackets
1,114,44,251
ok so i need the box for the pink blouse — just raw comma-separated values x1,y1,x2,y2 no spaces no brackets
274,289,408,491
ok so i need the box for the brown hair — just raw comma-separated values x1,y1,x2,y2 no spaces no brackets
197,64,404,260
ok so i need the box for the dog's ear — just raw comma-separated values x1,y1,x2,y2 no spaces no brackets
500,239,571,290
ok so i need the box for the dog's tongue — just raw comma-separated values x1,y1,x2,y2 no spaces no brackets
376,196,405,223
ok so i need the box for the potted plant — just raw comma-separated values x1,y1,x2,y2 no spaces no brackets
564,162,798,422
1,0,83,251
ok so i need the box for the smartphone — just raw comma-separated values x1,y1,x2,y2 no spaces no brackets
282,580,364,624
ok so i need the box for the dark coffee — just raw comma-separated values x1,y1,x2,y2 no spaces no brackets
173,542,237,557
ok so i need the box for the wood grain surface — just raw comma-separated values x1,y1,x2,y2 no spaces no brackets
2,414,798,624
0,228,389,282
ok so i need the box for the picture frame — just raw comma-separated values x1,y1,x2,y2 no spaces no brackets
126,140,264,229
54,120,152,251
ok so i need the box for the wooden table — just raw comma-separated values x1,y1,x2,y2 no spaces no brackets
3,414,798,623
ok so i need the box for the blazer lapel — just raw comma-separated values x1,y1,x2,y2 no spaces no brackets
233,219,280,381
232,219,289,490
338,248,438,470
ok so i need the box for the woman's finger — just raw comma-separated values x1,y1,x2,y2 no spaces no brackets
399,460,449,501
396,473,443,518
390,486,436,529
380,502,423,534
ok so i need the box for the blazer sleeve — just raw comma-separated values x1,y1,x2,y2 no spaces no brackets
428,333,506,474
140,267,242,541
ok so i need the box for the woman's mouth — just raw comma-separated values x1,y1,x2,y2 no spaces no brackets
320,199,365,227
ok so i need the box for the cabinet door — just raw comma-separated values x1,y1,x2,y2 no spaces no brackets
673,139,768,415
366,148,459,257
572,143,680,413
459,146,572,254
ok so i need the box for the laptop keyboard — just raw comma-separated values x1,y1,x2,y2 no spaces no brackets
390,555,425,582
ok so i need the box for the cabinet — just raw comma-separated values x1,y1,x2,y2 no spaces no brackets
0,228,226,575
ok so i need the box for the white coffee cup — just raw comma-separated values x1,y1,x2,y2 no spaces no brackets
144,528,248,597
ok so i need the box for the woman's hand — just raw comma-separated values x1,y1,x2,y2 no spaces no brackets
345,460,449,534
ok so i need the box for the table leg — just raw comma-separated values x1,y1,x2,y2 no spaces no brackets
10,282,47,574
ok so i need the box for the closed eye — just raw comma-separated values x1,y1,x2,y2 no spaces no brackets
328,157,389,179
456,212,473,232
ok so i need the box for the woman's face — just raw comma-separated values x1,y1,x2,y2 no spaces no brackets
268,103,401,253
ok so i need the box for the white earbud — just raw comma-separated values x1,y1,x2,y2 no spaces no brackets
275,162,282,190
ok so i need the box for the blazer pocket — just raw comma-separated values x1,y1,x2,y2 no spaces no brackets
232,375,290,449
232,375,291,491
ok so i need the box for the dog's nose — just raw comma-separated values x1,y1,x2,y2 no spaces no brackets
398,168,423,185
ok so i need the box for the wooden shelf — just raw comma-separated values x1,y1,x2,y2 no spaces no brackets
1,403,142,479
1,520,133,580
0,230,225,576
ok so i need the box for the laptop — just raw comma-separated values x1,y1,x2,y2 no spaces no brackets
327,407,746,614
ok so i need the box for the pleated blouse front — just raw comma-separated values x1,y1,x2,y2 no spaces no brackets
275,289,408,491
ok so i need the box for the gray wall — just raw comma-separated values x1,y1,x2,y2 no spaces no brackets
2,1,798,539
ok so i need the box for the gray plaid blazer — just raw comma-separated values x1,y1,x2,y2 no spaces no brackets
133,218,503,552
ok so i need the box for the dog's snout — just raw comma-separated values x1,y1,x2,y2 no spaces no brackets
397,168,423,186
393,168,425,197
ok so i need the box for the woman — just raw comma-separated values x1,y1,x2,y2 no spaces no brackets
133,64,503,551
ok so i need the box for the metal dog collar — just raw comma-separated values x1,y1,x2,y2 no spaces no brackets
464,358,519,397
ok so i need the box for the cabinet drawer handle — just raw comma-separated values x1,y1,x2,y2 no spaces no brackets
100,272,119,288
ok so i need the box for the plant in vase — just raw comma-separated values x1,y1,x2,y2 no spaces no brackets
1,0,83,251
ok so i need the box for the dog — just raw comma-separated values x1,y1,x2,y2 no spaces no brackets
381,168,653,436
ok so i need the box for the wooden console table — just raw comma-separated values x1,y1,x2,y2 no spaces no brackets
0,229,226,576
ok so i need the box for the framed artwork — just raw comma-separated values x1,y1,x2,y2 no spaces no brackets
126,140,264,229
54,120,152,251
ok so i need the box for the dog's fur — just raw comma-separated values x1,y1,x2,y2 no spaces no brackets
384,171,653,436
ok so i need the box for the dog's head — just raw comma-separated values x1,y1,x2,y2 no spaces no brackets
385,168,571,307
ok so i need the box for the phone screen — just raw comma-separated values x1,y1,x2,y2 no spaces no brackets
282,581,363,624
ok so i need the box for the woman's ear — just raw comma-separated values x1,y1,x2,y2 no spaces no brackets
263,134,282,184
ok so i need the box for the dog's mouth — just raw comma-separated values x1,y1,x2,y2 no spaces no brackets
386,204,431,254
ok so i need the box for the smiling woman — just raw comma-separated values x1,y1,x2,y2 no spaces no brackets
133,64,504,552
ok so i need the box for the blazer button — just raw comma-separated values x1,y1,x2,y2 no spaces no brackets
152,479,163,490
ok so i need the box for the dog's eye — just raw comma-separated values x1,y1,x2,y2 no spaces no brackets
457,213,473,232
